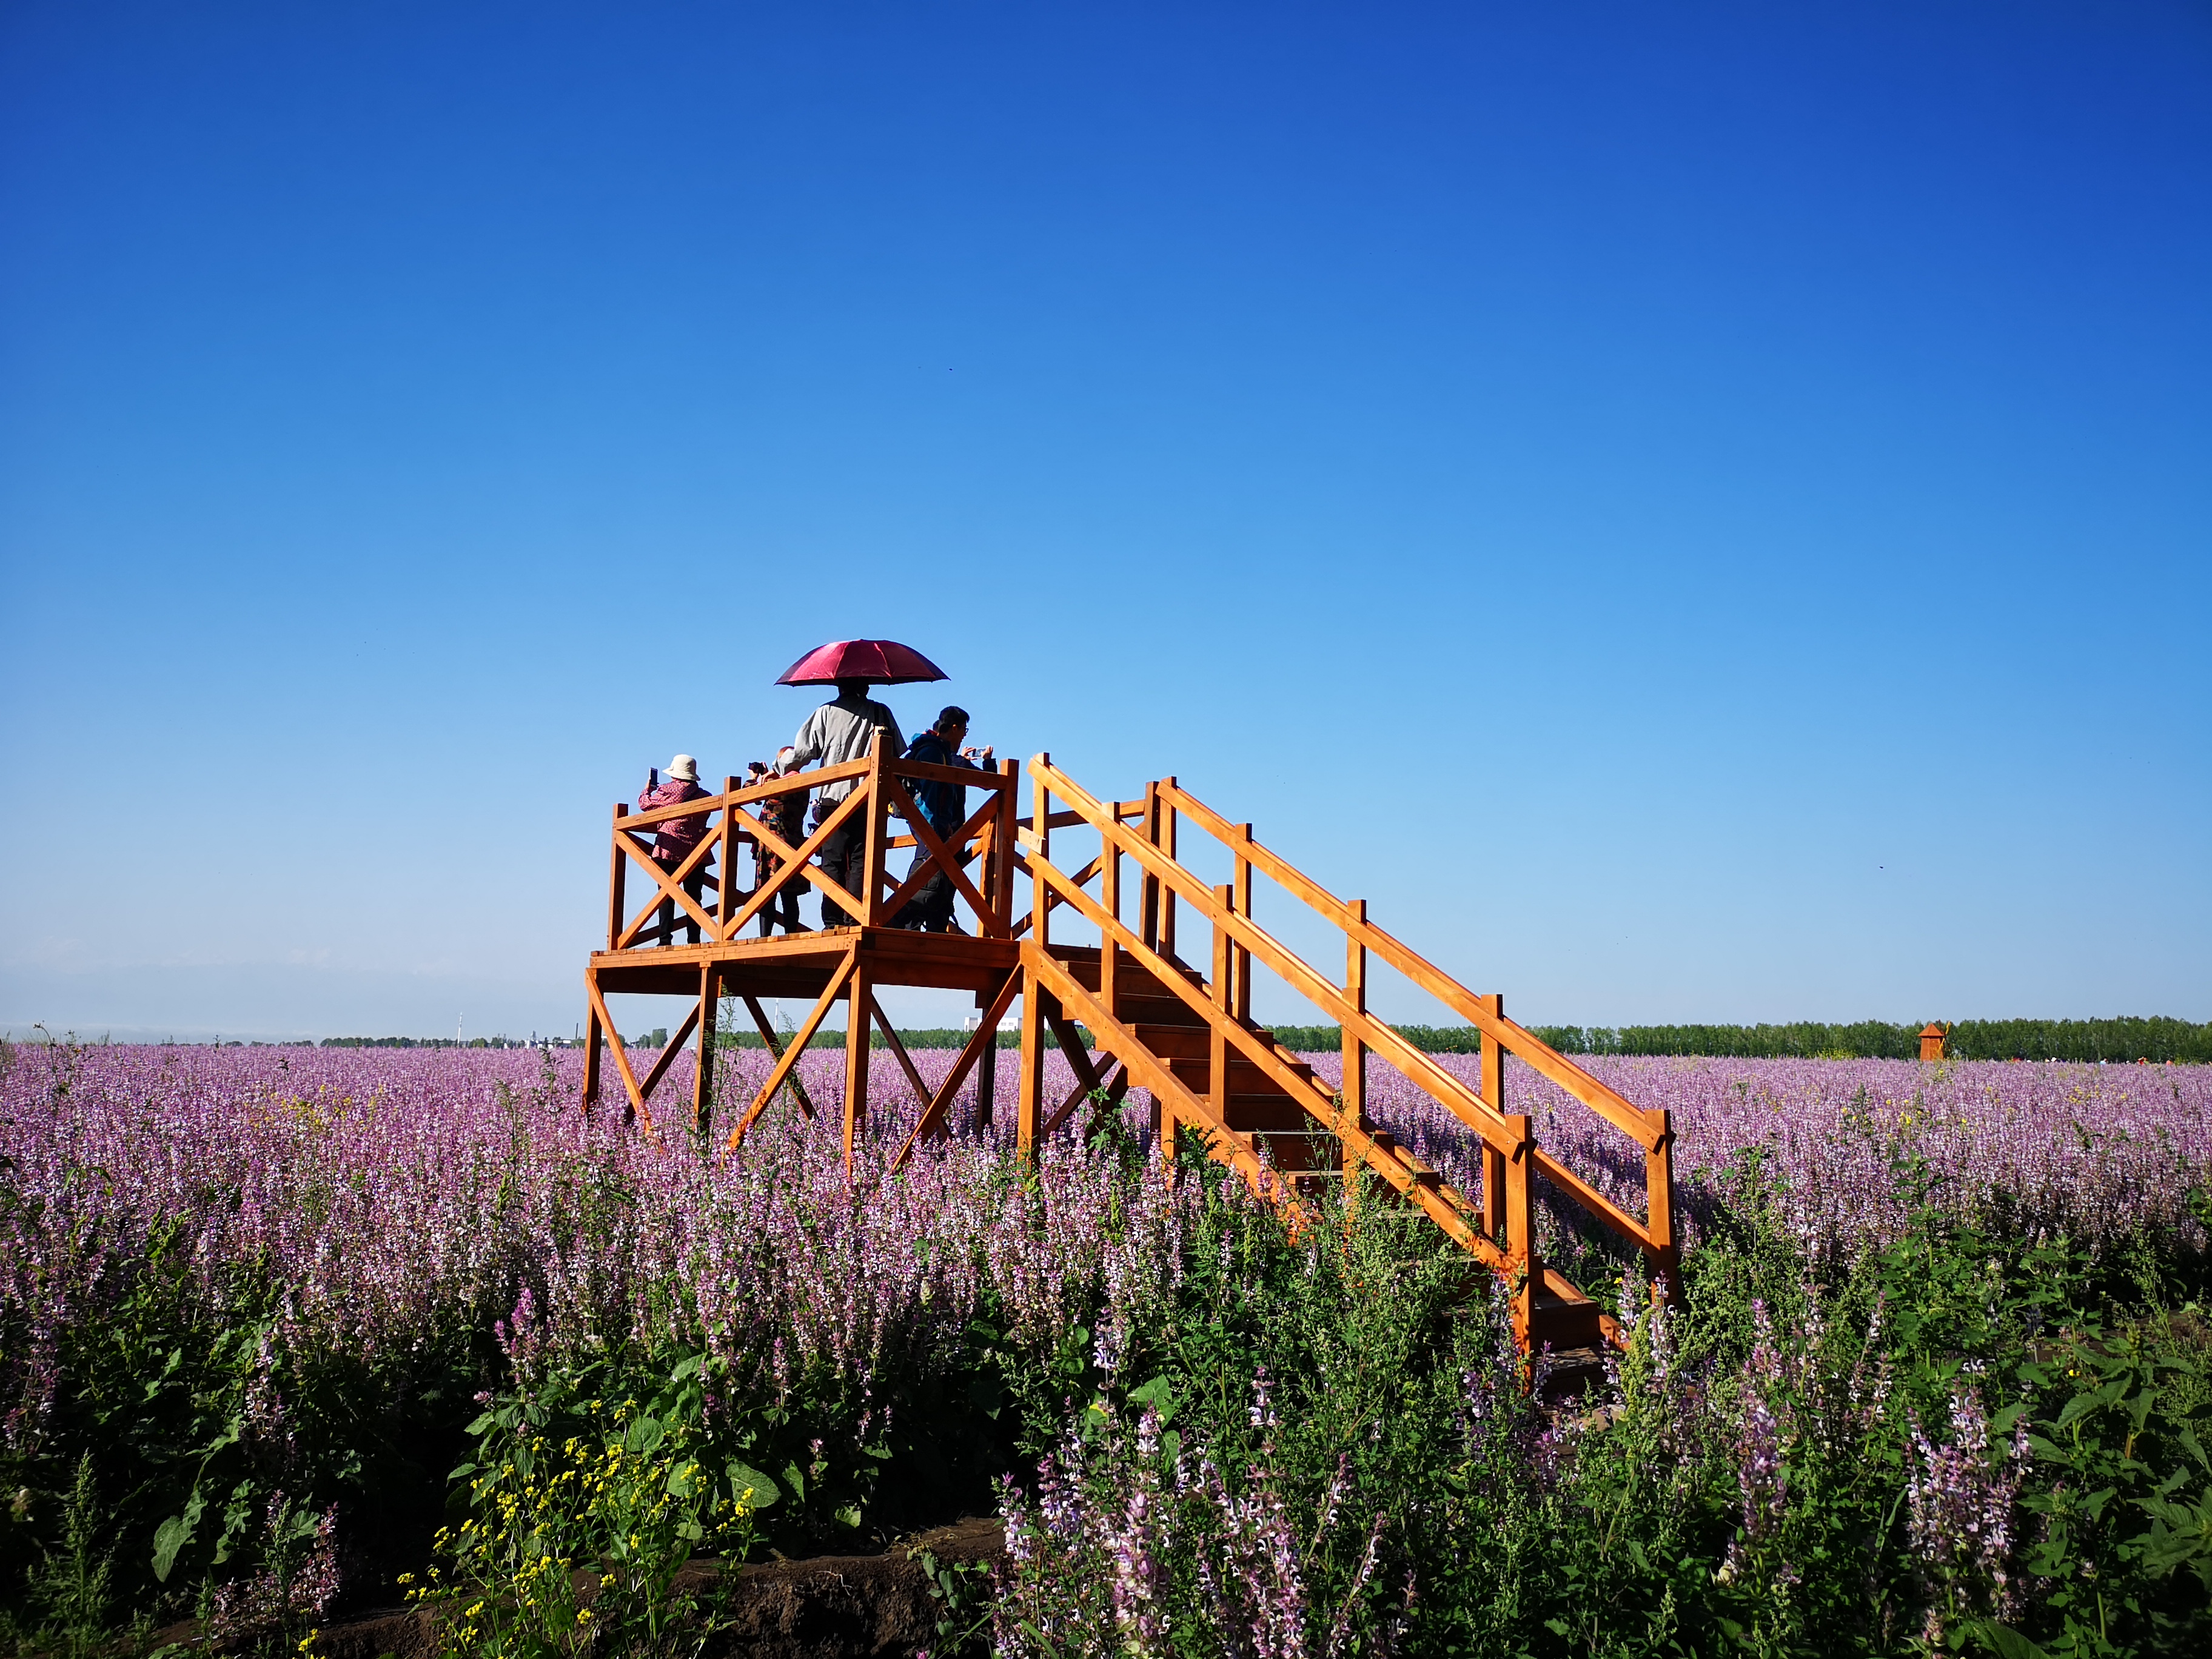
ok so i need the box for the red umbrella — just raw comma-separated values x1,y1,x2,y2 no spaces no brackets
774,638,950,686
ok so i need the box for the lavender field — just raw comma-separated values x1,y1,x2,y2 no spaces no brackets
5,1042,2207,1401
2,1037,2208,1656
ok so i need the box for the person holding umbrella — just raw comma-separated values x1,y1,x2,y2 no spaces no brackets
778,641,945,927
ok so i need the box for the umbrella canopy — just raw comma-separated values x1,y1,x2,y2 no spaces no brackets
774,638,950,686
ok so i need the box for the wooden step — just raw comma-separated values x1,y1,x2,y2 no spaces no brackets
1114,992,1210,1028
1053,944,1201,995
1243,1128,1344,1171
1527,1269,1606,1354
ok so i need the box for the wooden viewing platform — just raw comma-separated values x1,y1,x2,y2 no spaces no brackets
581,739,1678,1358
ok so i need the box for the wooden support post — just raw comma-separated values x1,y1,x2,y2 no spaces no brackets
581,993,604,1111
608,805,629,949
1101,839,1120,1019
1647,1111,1680,1307
717,779,738,937
1232,824,1253,1024
1210,883,1232,1127
1017,966,1050,1156
1159,777,1178,963
843,954,873,1175
693,963,718,1134
975,990,1000,1128
1343,899,1367,1188
1504,1111,1537,1350
1479,993,1507,1242
1030,756,1051,952
859,734,886,928
1139,781,1161,951
994,760,1018,930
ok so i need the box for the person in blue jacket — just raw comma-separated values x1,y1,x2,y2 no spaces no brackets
897,706,992,932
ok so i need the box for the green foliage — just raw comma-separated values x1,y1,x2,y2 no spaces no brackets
1262,1019,2212,1062
412,1359,765,1659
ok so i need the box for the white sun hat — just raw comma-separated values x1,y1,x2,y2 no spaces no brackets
666,754,699,782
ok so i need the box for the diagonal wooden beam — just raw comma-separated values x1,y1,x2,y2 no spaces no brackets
877,794,1000,921
724,952,854,1154
869,994,932,1111
1006,851,1103,939
634,999,703,1101
740,994,815,1119
716,789,871,942
879,794,999,933
1043,1001,1103,1096
887,969,1020,1171
613,826,722,948
585,974,655,1138
1041,1061,1128,1142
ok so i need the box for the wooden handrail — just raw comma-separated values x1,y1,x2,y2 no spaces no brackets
1024,864,1512,1272
1028,756,1677,1292
605,736,1021,950
621,757,1013,832
1156,779,1661,1145
1027,762,1524,1155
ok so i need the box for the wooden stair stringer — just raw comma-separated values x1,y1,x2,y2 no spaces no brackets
1027,943,1506,1275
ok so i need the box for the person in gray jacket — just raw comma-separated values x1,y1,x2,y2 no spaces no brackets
783,679,904,927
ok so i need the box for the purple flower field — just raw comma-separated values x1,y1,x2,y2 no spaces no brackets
5,1038,2204,1431
4,1037,2208,1653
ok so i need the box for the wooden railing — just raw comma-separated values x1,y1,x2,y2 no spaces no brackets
602,734,1021,952
1017,754,1680,1340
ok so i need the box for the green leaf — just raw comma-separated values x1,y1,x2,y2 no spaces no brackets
625,1414,667,1456
780,1460,806,1503
835,1503,863,1529
669,1355,703,1383
1971,1619,2054,1659
728,1460,781,1509
448,1462,477,1482
463,1412,496,1436
152,1491,205,1583
1126,1375,1178,1425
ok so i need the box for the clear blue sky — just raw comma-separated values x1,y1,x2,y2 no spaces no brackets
2,1,2206,1042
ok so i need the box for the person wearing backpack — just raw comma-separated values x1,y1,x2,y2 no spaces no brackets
896,706,992,933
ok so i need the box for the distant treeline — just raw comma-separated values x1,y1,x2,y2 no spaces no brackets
321,1036,541,1049
703,1027,1070,1052
1264,1018,2211,1064
311,1018,2209,1062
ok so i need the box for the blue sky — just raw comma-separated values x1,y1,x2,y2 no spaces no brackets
2,1,2206,1042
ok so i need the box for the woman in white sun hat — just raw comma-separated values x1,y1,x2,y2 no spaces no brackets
638,754,712,947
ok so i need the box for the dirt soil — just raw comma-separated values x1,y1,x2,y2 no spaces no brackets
151,1518,1007,1659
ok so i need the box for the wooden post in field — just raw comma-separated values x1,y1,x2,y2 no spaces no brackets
1231,825,1253,1024
1158,778,1178,962
581,996,604,1111
1017,968,1047,1155
1210,884,1233,1127
1343,900,1367,1190
859,734,886,928
608,804,629,950
843,955,872,1176
692,963,718,1134
1478,993,1508,1244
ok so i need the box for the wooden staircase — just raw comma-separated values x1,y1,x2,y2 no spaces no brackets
1002,757,1680,1359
